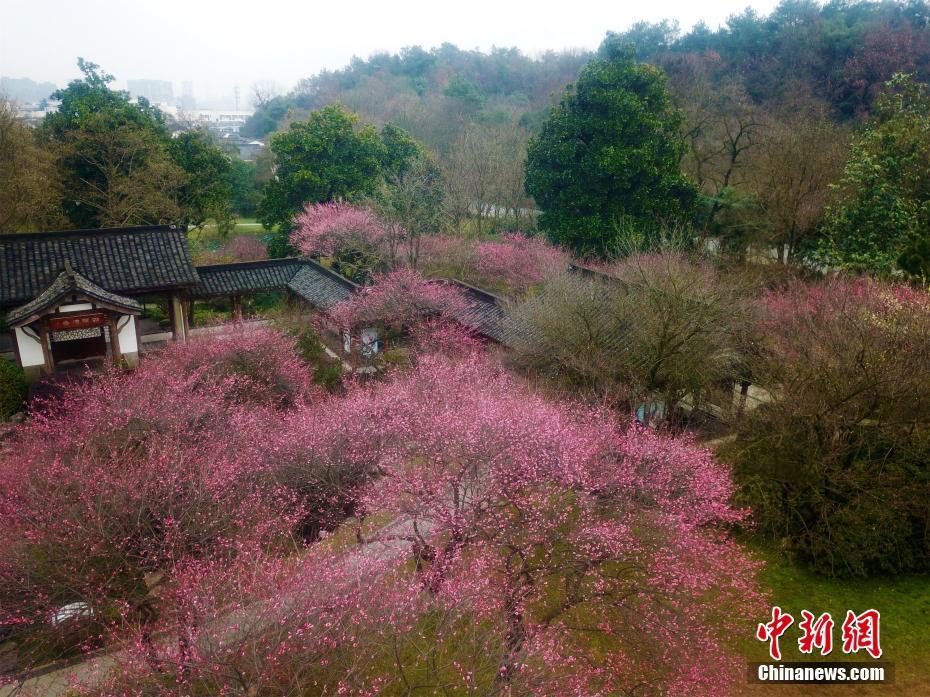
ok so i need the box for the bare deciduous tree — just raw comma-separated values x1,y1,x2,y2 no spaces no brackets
251,80,281,109
444,122,533,234
509,253,753,421
742,108,849,263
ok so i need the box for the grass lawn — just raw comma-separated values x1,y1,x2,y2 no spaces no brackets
191,217,269,242
738,543,930,695
187,218,276,263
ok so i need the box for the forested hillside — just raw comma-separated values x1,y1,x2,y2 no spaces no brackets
240,0,930,256
242,45,588,147
246,0,930,144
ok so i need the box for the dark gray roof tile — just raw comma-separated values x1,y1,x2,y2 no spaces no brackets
191,257,358,311
7,263,141,326
443,279,515,345
191,258,307,298
0,226,199,308
286,260,358,310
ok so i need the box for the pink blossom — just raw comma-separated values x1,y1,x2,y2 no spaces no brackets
196,234,269,264
415,233,567,296
472,232,566,293
3,329,762,695
328,268,466,330
291,203,388,259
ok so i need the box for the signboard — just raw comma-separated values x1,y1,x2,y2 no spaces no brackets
49,312,107,332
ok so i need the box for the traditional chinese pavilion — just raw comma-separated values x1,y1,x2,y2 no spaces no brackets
0,226,359,380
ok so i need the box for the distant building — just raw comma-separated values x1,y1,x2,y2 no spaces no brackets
12,99,59,126
161,108,254,136
194,109,252,135
127,79,174,104
221,133,265,160
180,81,196,111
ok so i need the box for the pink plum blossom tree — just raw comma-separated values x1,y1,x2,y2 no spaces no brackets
155,324,321,409
0,362,298,670
0,327,350,672
291,202,390,281
727,277,930,576
328,268,466,336
84,352,762,696
472,232,567,294
414,233,567,296
195,234,269,265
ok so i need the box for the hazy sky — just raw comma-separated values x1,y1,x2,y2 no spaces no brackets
1,0,780,103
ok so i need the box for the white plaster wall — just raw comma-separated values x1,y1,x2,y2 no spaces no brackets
117,315,138,354
14,328,45,367
59,303,93,312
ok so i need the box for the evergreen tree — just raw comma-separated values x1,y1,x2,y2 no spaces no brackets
525,39,696,257
818,74,930,276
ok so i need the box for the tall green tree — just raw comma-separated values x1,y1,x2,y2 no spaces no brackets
817,74,930,276
43,59,176,229
524,39,696,257
57,111,182,228
167,130,234,233
43,59,233,231
226,159,263,218
257,105,386,231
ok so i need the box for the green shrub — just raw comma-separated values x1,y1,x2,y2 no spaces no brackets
313,361,343,391
381,347,410,366
0,357,28,418
291,326,343,391
295,327,326,362
727,423,930,577
192,306,227,326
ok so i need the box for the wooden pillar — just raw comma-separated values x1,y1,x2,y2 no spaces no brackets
232,294,243,321
181,295,191,338
167,294,178,340
10,330,22,370
38,320,54,375
108,315,122,366
168,293,187,341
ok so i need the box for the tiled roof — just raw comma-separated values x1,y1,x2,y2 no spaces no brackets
7,262,142,326
286,261,358,310
0,226,199,308
191,257,358,311
443,279,515,345
191,258,307,298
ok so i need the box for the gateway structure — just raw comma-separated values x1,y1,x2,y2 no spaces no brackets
0,226,360,380
1,226,198,379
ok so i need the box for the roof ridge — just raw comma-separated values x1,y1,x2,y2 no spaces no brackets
7,265,142,326
296,257,360,289
194,257,305,272
443,278,507,304
0,224,178,241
